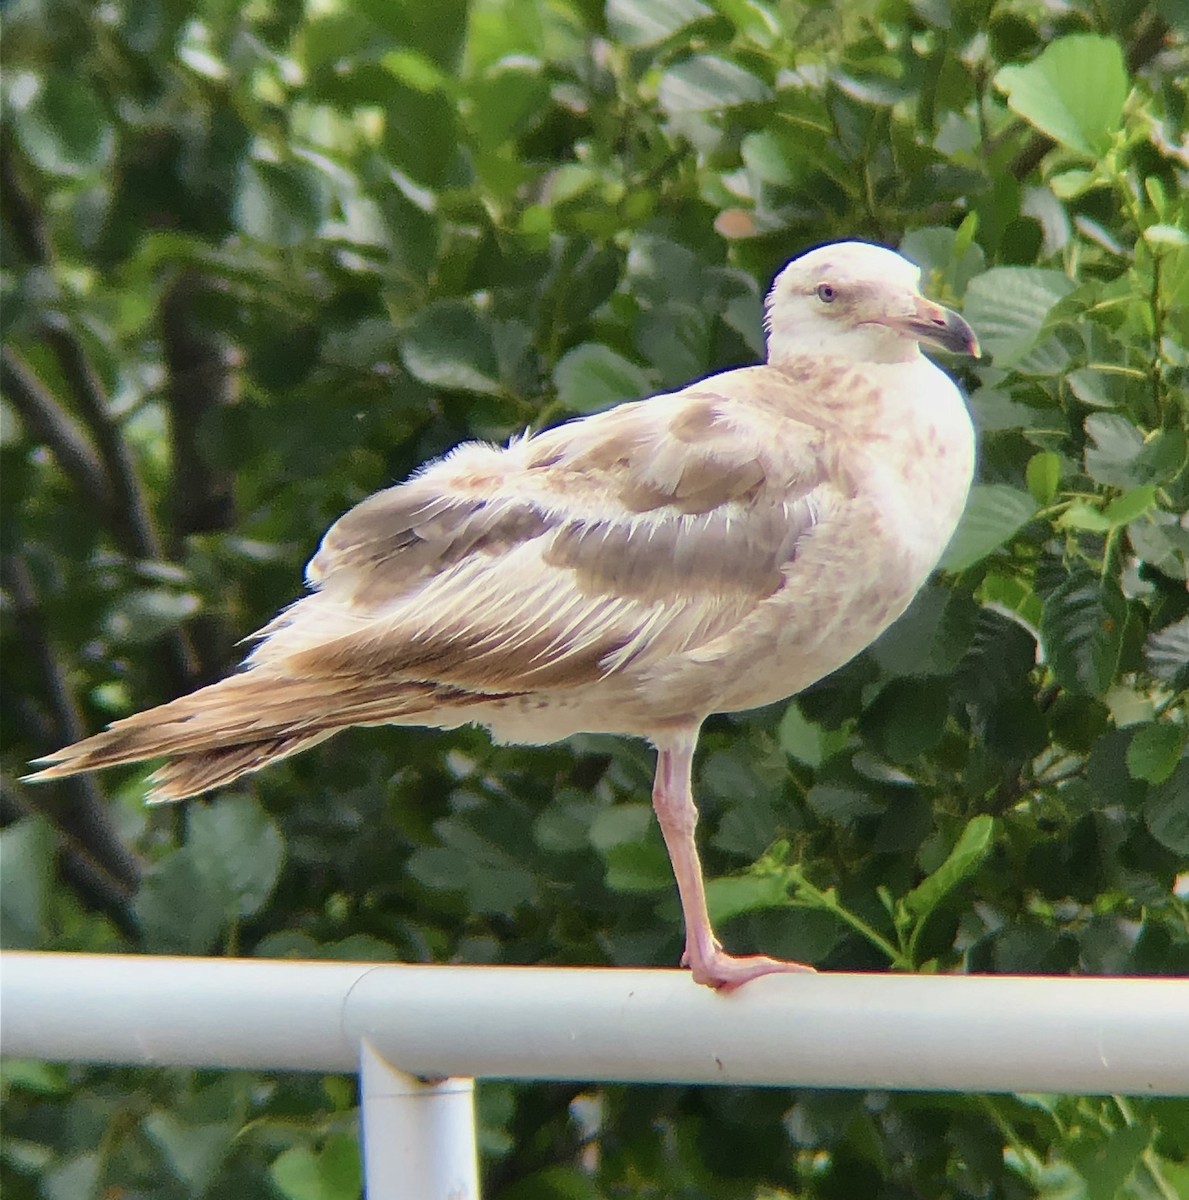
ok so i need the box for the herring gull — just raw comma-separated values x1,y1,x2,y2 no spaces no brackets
28,240,980,989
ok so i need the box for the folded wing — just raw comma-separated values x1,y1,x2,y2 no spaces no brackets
258,375,826,691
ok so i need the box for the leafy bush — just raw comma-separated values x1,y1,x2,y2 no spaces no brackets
2,0,1186,1197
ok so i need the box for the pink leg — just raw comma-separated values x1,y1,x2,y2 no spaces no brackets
651,731,816,991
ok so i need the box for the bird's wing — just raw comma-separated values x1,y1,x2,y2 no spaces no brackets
254,368,828,693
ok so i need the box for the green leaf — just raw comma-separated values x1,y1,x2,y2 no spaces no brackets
1144,223,1189,248
497,1165,605,1200
706,873,790,924
356,0,466,66
143,1111,236,1194
43,1154,100,1200
0,816,55,949
12,73,112,176
588,804,652,852
1063,487,1160,533
741,129,798,185
235,161,329,247
1067,366,1125,409
1041,570,1126,697
1132,428,1188,486
607,0,713,46
1087,728,1147,810
602,842,673,893
962,268,1075,369
1026,451,1061,505
1060,503,1114,533
715,0,782,46
1084,414,1145,488
872,587,980,676
1145,617,1189,686
902,815,995,921
0,1059,68,1095
1157,243,1189,312
968,388,1046,433
589,805,670,892
860,678,951,764
1050,169,1098,199
1127,723,1186,785
464,0,545,69
407,843,537,914
134,799,284,952
778,702,847,768
401,300,503,395
533,796,599,854
1086,426,1186,495
977,571,1043,633
1068,1120,1151,1200
270,1134,362,1200
940,484,1038,571
380,48,448,93
902,227,988,305
994,34,1129,157
657,55,772,114
1104,485,1157,527
805,784,882,826
187,797,285,920
134,848,228,954
626,234,703,305
1130,513,1189,582
464,65,550,151
420,816,540,914
553,343,652,413
635,302,709,386
1145,760,1189,854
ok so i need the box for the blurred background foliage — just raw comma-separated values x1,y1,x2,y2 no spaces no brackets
2,0,1187,1196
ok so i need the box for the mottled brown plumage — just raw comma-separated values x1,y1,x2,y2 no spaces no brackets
28,241,979,989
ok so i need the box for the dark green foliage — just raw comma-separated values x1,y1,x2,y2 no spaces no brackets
2,0,1187,1197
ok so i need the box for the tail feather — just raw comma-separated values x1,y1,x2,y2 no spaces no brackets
143,731,336,802
23,669,485,800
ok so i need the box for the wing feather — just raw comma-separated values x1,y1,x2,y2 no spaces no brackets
253,367,828,694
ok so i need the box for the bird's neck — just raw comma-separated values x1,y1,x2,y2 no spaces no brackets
767,326,920,365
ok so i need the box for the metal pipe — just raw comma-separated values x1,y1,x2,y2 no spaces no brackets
3,952,1186,1095
359,1041,478,1200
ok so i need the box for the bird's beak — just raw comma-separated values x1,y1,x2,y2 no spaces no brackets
882,297,981,357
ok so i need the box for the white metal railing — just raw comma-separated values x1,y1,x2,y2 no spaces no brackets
3,952,1188,1198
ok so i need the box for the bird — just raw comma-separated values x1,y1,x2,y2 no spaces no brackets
28,240,980,990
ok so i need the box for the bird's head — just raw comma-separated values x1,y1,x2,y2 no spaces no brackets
764,241,981,366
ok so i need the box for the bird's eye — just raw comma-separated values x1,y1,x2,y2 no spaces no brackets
816,283,837,304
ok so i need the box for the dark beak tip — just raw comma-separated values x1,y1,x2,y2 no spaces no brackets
942,310,980,358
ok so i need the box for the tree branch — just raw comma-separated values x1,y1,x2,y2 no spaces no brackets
1,347,113,513
43,321,166,562
3,136,162,563
161,272,237,544
160,271,239,680
2,553,143,894
0,133,52,262
2,138,199,689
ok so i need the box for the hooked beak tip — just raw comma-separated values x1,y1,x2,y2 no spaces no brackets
906,300,981,358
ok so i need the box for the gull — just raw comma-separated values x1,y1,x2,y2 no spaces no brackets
28,241,980,990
